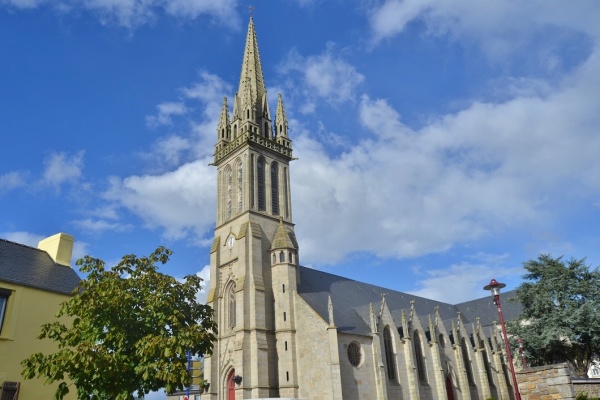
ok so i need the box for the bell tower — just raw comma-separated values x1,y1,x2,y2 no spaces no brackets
204,17,299,400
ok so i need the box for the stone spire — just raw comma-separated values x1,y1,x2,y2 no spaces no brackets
271,218,296,250
216,97,231,142
275,93,288,137
235,17,267,123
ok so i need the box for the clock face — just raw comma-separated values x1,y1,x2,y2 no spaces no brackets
226,236,236,249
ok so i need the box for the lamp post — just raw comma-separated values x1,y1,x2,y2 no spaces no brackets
517,337,527,369
484,278,522,400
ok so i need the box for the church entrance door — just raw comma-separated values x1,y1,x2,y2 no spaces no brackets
445,375,455,400
227,369,235,400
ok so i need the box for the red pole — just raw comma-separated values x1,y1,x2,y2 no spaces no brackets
494,294,522,400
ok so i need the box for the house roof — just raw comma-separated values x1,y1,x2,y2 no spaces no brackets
0,238,81,295
297,266,522,336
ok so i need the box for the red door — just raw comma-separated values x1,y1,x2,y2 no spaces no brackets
445,375,455,400
228,369,236,400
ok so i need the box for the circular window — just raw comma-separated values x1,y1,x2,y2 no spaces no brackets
347,342,362,367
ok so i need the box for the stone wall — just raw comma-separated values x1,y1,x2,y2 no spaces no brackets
517,363,575,400
573,378,600,398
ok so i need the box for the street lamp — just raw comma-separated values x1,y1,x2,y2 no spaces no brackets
484,278,522,400
517,337,527,369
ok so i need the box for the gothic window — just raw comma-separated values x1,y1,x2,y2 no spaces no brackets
264,122,269,138
271,162,279,215
289,251,293,264
233,124,237,139
482,348,494,388
225,166,233,220
414,331,427,382
347,342,362,367
461,338,474,384
272,253,276,265
383,326,396,380
237,160,243,212
227,282,236,329
250,154,255,209
257,157,266,211
283,167,289,218
279,251,284,263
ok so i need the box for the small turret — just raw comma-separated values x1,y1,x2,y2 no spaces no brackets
216,97,231,142
275,93,292,148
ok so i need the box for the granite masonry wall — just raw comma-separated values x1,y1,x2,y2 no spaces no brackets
572,378,600,398
517,363,575,400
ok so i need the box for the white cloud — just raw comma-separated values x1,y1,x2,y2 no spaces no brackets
292,40,600,266
0,0,47,8
409,259,523,304
369,0,430,42
145,102,188,128
72,218,133,234
0,171,27,193
105,159,216,242
196,264,210,304
1,231,44,247
279,45,364,106
368,0,600,63
1,0,241,28
42,151,85,189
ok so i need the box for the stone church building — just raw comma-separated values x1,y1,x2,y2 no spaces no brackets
203,18,521,400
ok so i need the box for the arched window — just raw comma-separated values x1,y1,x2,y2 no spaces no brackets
237,160,243,212
383,326,396,380
482,348,494,389
272,254,276,265
283,167,289,218
414,331,427,382
225,166,233,220
227,282,236,329
279,251,285,263
461,338,474,384
250,154,255,209
264,122,269,138
271,162,279,215
257,157,266,211
233,124,237,139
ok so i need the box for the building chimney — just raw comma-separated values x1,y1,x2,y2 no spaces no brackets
38,233,74,267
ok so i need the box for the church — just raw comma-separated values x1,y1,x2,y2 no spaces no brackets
202,18,521,400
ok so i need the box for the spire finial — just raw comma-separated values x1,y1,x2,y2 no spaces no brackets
249,5,255,18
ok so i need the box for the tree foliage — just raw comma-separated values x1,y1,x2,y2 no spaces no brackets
508,254,600,376
22,247,217,399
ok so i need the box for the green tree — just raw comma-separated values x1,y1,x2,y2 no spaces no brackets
22,247,217,399
508,254,600,376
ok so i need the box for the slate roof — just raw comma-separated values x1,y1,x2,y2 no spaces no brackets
297,266,522,337
0,238,81,295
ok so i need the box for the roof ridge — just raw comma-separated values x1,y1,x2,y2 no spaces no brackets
0,237,42,252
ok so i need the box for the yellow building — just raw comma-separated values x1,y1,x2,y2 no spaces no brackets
0,233,80,400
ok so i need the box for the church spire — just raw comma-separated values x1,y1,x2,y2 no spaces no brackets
275,93,288,137
235,18,267,124
216,97,230,142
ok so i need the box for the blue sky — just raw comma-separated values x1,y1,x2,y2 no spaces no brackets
2,0,600,310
